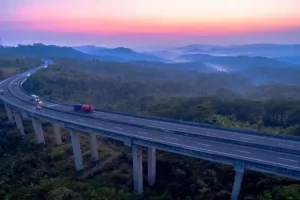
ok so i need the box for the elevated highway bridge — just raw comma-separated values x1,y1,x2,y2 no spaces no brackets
1,63,300,200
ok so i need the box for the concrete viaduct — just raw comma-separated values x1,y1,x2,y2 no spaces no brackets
1,64,300,200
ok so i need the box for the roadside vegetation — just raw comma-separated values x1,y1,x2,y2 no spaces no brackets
0,55,42,80
1,56,300,199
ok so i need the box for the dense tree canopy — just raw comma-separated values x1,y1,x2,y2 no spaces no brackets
2,57,300,199
0,55,42,80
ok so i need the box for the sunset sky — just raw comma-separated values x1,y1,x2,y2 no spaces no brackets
1,0,300,49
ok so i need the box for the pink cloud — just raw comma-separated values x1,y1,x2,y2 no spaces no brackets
5,1,300,37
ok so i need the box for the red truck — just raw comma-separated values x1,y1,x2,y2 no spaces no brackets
73,104,94,113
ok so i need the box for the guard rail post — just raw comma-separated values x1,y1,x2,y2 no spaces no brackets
132,144,143,193
147,147,156,186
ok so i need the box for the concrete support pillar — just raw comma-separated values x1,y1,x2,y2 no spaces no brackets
88,133,99,163
132,144,143,193
14,112,20,129
4,104,14,122
231,163,245,200
14,111,25,136
147,147,156,186
70,130,83,171
53,124,62,145
32,118,45,144
21,111,28,119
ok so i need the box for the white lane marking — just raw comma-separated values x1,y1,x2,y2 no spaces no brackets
165,136,178,141
230,132,300,145
197,142,212,147
114,126,123,130
278,143,295,147
155,139,300,170
205,131,218,136
240,137,254,141
138,131,148,135
176,124,188,128
93,122,103,126
235,150,251,154
47,104,58,107
278,157,299,163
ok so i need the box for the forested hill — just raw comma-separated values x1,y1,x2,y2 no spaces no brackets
1,55,300,199
180,54,298,71
74,45,168,62
176,43,300,65
23,58,300,134
0,44,167,62
0,55,42,79
21,57,300,199
177,44,300,57
238,66,300,86
0,44,93,60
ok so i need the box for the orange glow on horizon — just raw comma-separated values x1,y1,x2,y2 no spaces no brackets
2,0,300,36
7,17,300,36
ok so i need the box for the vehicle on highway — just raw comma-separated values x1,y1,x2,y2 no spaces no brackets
0,90,3,95
73,103,94,113
36,105,42,110
31,94,40,101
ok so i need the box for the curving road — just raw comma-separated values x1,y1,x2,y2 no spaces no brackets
1,64,300,177
10,66,300,153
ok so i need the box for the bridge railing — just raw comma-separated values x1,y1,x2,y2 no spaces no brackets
2,94,300,181
19,78,300,141
4,79,297,155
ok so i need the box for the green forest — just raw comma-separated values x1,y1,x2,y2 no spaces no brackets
1,56,300,199
0,55,42,80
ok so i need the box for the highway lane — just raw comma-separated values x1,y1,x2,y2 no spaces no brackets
8,68,300,153
1,75,300,171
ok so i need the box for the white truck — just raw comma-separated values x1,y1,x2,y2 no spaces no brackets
31,94,40,101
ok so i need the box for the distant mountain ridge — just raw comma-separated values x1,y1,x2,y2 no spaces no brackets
177,44,300,64
180,53,298,71
2,43,300,74
0,44,168,63
73,45,168,62
0,43,92,60
275,56,300,65
178,44,300,55
72,45,106,53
